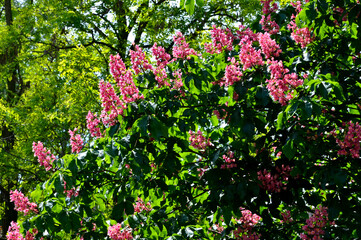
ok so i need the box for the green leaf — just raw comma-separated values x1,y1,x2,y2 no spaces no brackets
57,211,71,233
222,206,232,225
287,101,298,116
135,115,148,136
304,101,313,118
184,0,195,15
318,0,328,13
111,203,125,222
283,139,295,159
30,185,43,202
68,159,78,177
318,82,332,99
125,197,135,215
196,0,204,7
242,122,255,139
305,2,317,21
255,86,270,106
109,122,120,137
149,117,168,140
189,78,201,94
54,173,64,193
276,112,284,130
211,115,219,127
95,195,106,211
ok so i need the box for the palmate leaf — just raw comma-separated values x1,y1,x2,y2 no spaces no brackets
184,0,195,15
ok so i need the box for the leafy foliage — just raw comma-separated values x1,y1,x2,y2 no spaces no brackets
0,0,261,235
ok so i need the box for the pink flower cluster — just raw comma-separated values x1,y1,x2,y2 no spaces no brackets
266,60,303,105
258,32,282,59
205,25,235,54
221,151,237,169
107,224,133,240
287,1,314,48
86,111,103,138
332,121,361,158
257,165,292,192
7,222,37,240
213,109,227,120
189,130,213,150
63,180,80,198
10,190,38,215
7,222,23,240
223,57,243,86
280,210,293,224
236,25,258,44
259,0,279,34
212,24,300,106
333,7,348,25
152,43,171,66
134,197,152,213
130,45,153,75
173,32,198,60
212,223,225,234
197,165,209,177
69,128,83,153
300,205,331,240
233,208,261,240
151,43,171,87
171,69,183,90
288,22,314,48
32,141,55,171
239,41,264,70
110,54,144,103
99,80,127,127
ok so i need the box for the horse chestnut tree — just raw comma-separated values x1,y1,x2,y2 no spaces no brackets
7,0,361,239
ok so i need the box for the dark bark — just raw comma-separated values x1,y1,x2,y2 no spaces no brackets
4,0,12,25
113,0,129,58
0,183,18,238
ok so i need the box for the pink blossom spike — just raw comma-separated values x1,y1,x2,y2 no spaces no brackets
333,121,361,158
257,165,292,192
130,45,153,75
233,208,262,239
32,141,55,171
223,57,243,86
99,80,127,127
109,54,144,103
151,43,171,67
172,32,198,60
10,190,38,215
266,60,303,105
86,111,103,138
287,2,315,48
259,0,280,35
69,128,83,153
171,69,183,90
133,197,152,213
301,205,331,239
7,222,24,240
107,224,133,240
221,151,237,169
189,130,213,150
204,25,235,54
239,41,264,70
258,32,282,59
